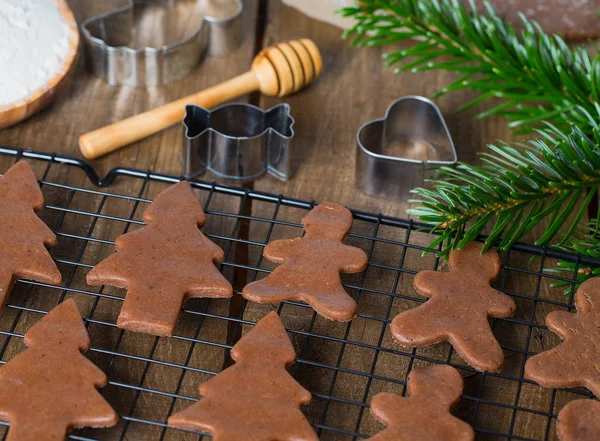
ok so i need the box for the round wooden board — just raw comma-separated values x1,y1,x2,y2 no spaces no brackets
0,0,80,130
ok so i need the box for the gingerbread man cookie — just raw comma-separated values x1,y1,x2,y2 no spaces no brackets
0,161,61,312
243,203,368,321
557,399,600,441
169,311,318,441
369,365,474,441
0,299,118,441
391,242,515,372
525,277,600,395
87,181,232,336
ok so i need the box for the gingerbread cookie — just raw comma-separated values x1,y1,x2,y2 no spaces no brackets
0,299,118,441
525,277,600,395
557,399,600,441
0,161,61,312
369,365,474,441
87,181,232,336
243,202,368,321
169,311,318,441
390,242,515,372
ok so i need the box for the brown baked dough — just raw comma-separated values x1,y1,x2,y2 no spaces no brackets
243,202,368,321
525,277,600,395
469,0,600,41
0,161,61,311
390,242,516,372
87,181,232,336
168,311,318,441
557,399,600,441
369,365,474,441
0,299,118,441
556,400,600,441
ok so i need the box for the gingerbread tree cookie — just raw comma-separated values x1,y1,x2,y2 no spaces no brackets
87,181,232,336
168,311,318,441
525,277,600,395
0,161,61,312
557,399,600,441
368,365,474,441
0,299,118,441
243,202,368,321
390,241,515,372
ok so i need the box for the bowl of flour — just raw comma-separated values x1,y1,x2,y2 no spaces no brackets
0,0,79,129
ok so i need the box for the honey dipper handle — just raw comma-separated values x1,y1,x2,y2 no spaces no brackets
78,71,260,160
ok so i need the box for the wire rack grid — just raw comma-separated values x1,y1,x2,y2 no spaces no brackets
0,146,596,441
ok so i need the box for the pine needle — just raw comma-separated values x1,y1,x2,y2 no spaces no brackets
341,0,599,135
341,0,600,265
403,117,600,255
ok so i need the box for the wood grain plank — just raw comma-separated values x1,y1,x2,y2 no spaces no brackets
0,1,582,440
0,1,259,440
248,3,562,441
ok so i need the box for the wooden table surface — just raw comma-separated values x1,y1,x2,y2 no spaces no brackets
0,0,522,220
0,1,575,441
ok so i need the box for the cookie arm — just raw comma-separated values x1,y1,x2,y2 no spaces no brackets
263,239,296,263
339,245,368,273
413,271,444,298
446,418,476,441
370,392,404,426
483,288,516,318
390,299,449,346
545,310,579,339
524,343,587,390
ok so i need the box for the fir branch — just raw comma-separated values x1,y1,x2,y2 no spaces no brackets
548,220,600,294
405,112,600,255
340,0,600,136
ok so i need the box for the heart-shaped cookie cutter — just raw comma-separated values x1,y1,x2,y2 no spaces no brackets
356,96,457,200
183,103,294,182
81,0,242,87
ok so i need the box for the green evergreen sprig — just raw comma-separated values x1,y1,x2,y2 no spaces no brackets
406,113,600,254
341,0,600,267
547,220,600,293
340,0,600,136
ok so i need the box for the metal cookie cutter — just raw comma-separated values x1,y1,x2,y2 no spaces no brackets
356,96,457,200
81,0,242,87
183,103,294,181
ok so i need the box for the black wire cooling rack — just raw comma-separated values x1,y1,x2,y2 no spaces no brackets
0,146,597,441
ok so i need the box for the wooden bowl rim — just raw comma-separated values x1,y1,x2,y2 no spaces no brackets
0,0,79,116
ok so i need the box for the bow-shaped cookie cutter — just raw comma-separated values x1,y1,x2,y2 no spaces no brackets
356,96,457,200
183,103,295,182
81,0,243,87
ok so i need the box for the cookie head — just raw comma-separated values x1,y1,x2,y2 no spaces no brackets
303,203,353,240
407,365,463,405
448,242,501,282
557,399,600,441
575,278,600,314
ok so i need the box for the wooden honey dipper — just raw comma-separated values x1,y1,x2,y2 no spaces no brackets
79,39,323,160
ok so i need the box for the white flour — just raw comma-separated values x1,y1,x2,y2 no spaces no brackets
0,0,70,108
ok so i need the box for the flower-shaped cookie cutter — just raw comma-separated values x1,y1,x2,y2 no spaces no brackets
183,103,295,182
81,0,242,87
356,96,457,200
